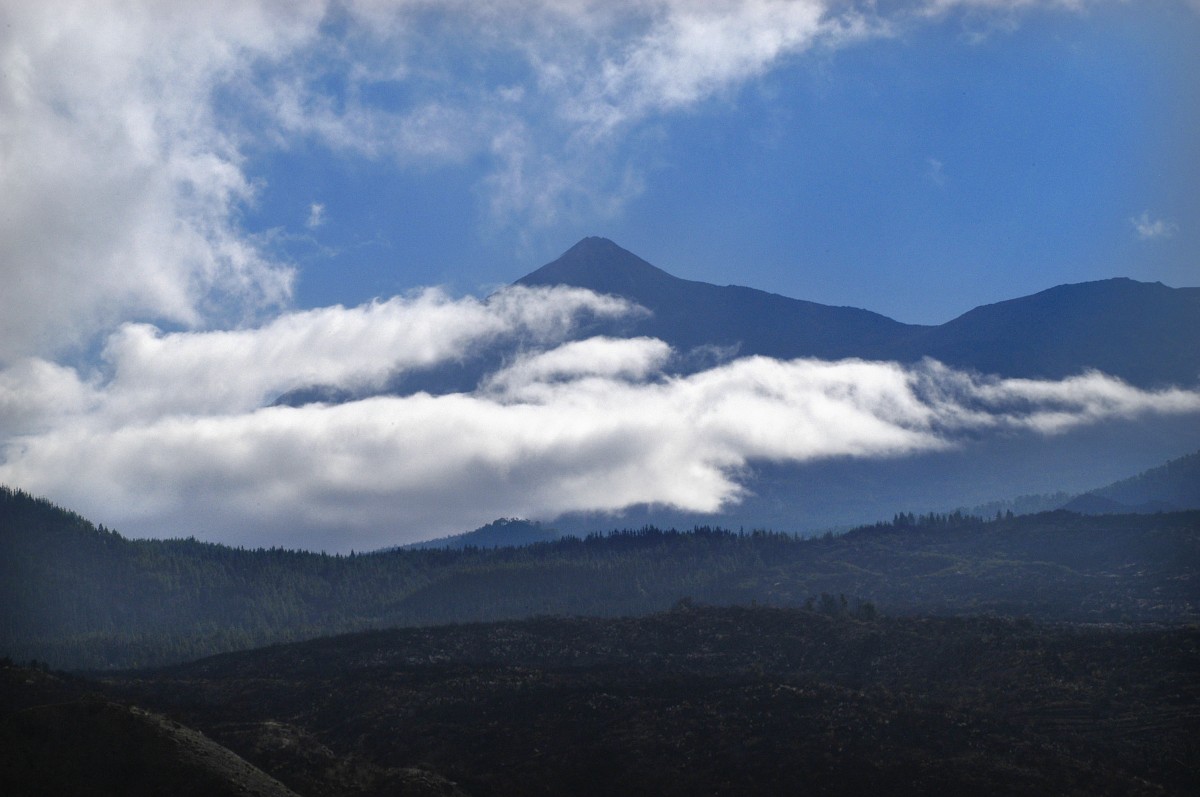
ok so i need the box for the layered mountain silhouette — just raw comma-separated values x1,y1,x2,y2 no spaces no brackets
0,674,300,797
277,236,1199,405
518,237,917,363
513,238,1200,533
1061,449,1200,514
517,237,1200,387
269,237,1200,535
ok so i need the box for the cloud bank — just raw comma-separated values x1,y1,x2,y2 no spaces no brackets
2,286,1197,550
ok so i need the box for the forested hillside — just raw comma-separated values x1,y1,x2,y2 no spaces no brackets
401,517,561,550
1087,450,1200,510
4,486,1198,670
0,487,447,668
97,608,1200,797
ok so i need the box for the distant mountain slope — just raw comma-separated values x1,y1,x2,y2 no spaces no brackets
908,278,1200,387
517,237,922,362
516,237,1200,387
1063,450,1200,514
401,518,561,550
1092,449,1200,507
275,236,1198,410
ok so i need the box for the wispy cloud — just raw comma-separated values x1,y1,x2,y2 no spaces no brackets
306,202,326,229
0,286,639,435
1130,210,1178,241
925,156,947,186
918,0,1089,15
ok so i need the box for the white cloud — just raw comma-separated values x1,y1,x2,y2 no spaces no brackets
2,307,1197,550
81,285,641,423
0,1,325,362
484,337,673,391
306,202,326,229
914,0,1093,43
926,156,947,186
474,1,882,223
1130,210,1178,241
0,359,98,441
560,1,842,135
909,360,1200,434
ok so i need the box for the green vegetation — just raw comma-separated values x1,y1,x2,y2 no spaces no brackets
4,486,1198,670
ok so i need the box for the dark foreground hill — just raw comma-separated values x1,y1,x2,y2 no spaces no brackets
0,665,300,797
75,607,1198,796
0,662,464,797
4,485,1199,670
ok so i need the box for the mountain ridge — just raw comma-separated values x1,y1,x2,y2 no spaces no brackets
1061,449,1200,514
514,237,1200,387
5,478,1199,671
400,517,561,550
517,237,920,362
262,238,1200,540
276,237,1200,406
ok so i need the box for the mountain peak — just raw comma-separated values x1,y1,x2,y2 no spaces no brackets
558,236,643,263
566,236,624,254
516,237,680,297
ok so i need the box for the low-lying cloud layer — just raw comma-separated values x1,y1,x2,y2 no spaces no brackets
2,286,1197,551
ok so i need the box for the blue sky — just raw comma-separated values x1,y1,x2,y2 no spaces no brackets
229,0,1200,324
2,1,1198,549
